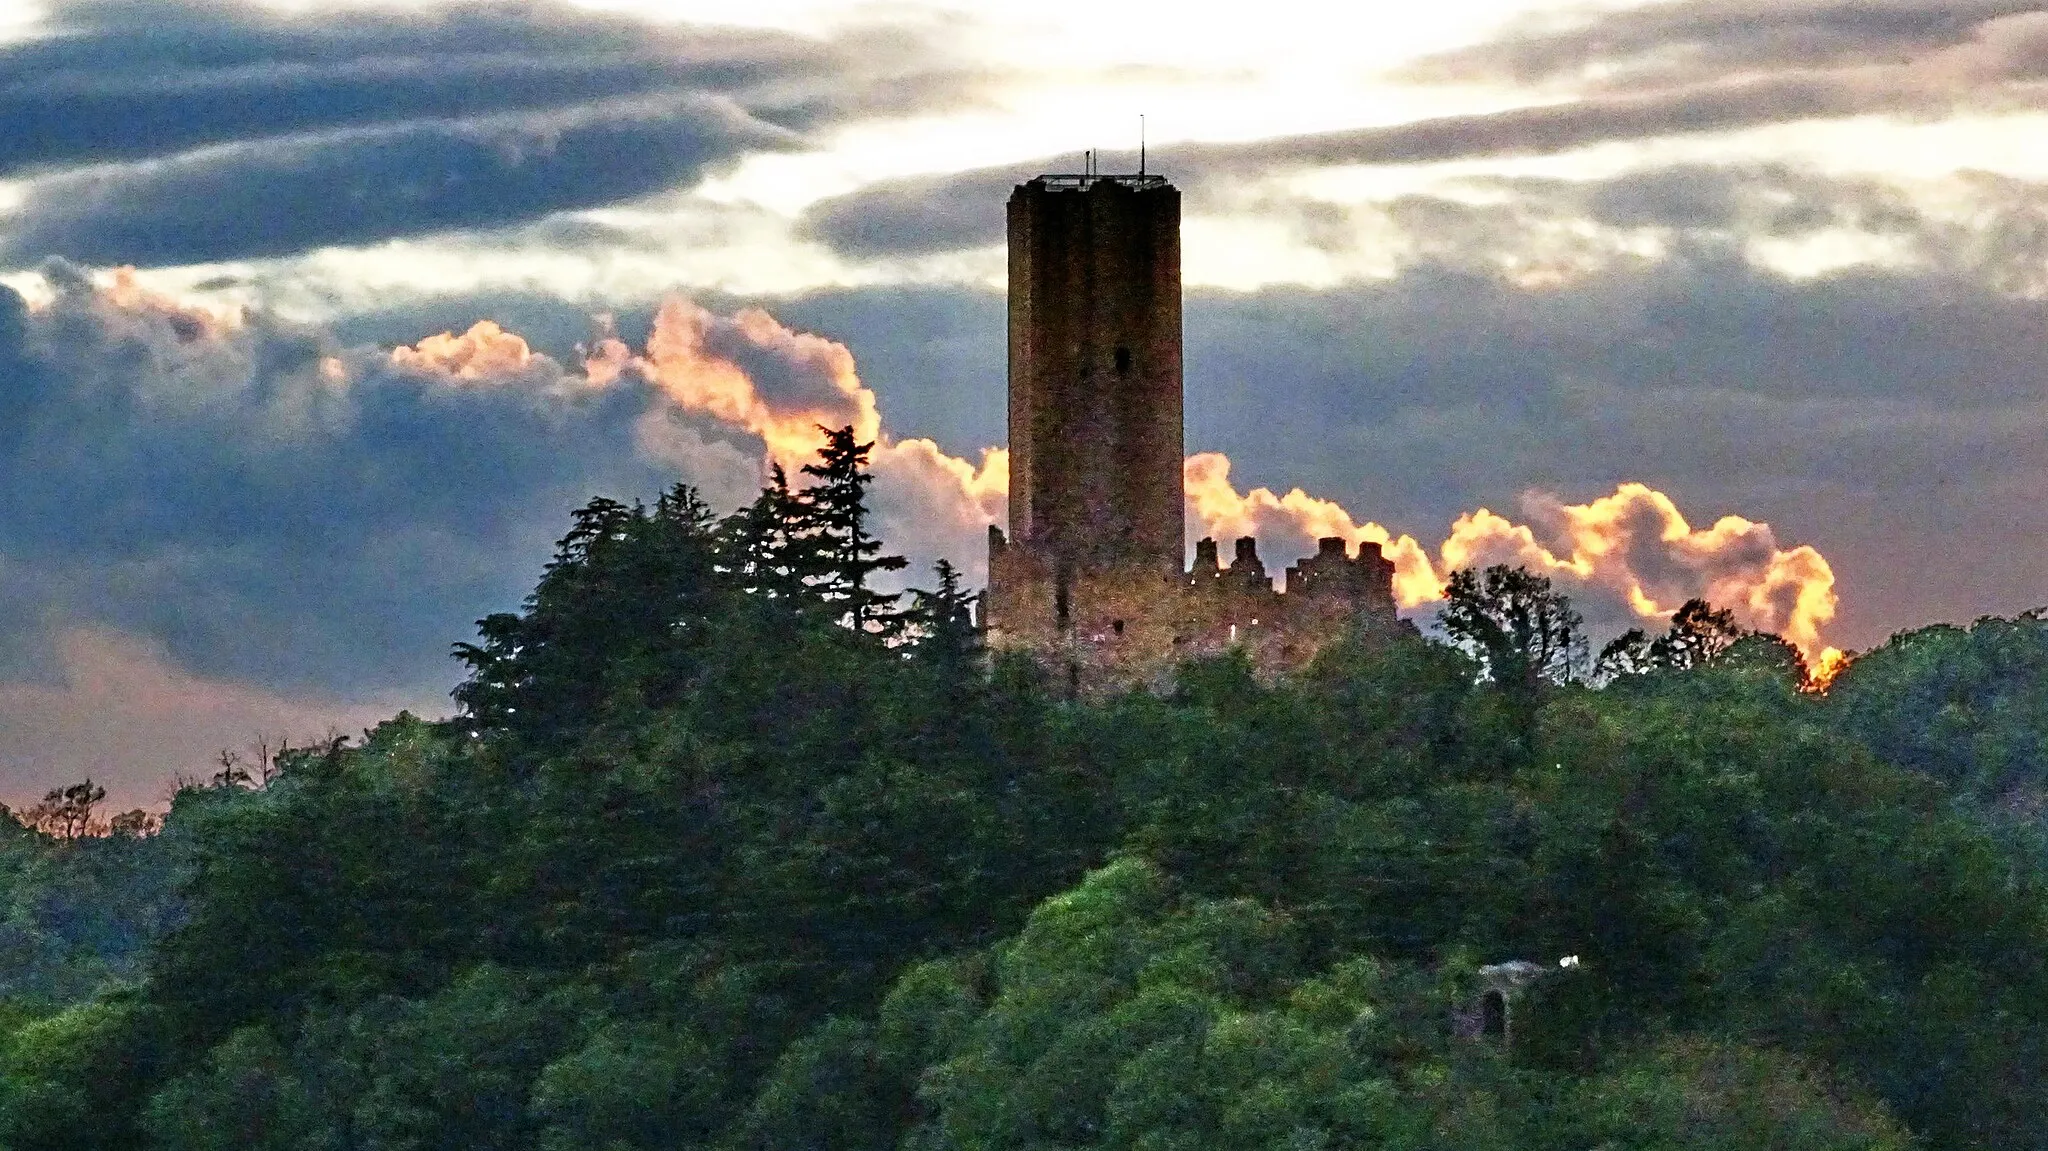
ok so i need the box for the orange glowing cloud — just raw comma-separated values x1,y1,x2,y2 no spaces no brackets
28,265,243,344
1440,483,1839,659
378,295,1843,660
100,267,242,340
632,299,881,470
621,301,1009,569
390,320,537,379
1183,452,1443,606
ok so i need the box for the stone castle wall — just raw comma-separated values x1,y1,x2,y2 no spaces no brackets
988,527,1404,692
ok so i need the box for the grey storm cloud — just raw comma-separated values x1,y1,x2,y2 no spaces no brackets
0,0,990,266
0,261,703,695
799,169,1026,261
2,96,793,265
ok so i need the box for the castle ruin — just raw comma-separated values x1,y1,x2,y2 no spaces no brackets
984,169,1401,690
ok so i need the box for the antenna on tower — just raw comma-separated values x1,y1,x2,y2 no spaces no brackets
1140,115,1146,175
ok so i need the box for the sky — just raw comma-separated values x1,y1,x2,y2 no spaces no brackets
4,0,2048,807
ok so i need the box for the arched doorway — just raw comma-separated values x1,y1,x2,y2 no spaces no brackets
1480,990,1507,1039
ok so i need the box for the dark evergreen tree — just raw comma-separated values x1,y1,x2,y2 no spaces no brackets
718,465,812,605
909,559,982,681
452,484,727,748
799,425,907,633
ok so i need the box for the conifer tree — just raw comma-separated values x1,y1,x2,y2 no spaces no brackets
719,465,811,604
910,558,983,678
799,425,907,633
454,484,727,743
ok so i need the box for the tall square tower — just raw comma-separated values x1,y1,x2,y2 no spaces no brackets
986,172,1185,674
1006,173,1184,573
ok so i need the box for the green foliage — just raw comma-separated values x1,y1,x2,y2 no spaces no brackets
453,484,726,749
18,458,2048,1151
1437,564,1587,693
736,1016,887,1151
529,1015,720,1151
1561,1037,1910,1150
142,1026,317,1151
0,814,181,1004
903,858,1515,1151
1828,614,2048,796
1596,597,1755,681
0,991,164,1151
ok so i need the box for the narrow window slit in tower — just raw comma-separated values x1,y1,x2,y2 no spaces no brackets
1114,346,1132,373
1112,619,1125,635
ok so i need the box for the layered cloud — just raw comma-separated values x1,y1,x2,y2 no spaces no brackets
1396,0,2048,90
0,0,986,266
2,96,796,266
1,264,1864,804
801,1,2048,263
1,0,813,173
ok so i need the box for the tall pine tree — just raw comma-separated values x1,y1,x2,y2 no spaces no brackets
799,426,907,633
719,464,812,604
910,558,983,681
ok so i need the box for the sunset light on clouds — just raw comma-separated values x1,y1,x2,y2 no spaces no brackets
4,0,2048,801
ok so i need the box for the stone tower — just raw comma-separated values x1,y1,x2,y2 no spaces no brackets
986,168,1402,690
1007,172,1183,574
986,171,1184,680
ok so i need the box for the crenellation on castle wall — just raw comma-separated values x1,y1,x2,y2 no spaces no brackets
989,526,1405,693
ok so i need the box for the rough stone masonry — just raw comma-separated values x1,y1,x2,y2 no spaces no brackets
984,170,1402,692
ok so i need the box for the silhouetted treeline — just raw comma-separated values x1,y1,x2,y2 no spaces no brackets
6,430,2048,1149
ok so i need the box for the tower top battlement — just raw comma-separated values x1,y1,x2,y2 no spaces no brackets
1026,173,1172,192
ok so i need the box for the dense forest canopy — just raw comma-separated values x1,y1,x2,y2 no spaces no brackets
5,428,2048,1149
